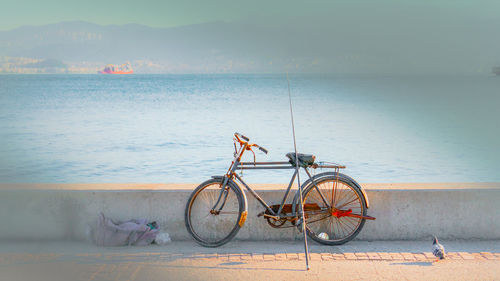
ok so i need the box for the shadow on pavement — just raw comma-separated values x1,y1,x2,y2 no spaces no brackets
390,261,433,266
219,262,245,266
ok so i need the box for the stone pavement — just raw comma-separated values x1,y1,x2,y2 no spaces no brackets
0,240,499,281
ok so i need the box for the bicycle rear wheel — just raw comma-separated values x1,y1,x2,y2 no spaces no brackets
185,178,245,247
302,174,367,245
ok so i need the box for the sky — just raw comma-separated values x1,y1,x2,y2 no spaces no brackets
1,0,500,31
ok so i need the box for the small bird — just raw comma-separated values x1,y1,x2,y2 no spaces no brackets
432,236,446,261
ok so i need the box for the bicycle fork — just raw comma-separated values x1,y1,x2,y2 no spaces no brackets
209,174,249,227
209,176,232,214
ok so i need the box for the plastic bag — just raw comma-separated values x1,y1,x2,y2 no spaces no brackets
93,213,159,246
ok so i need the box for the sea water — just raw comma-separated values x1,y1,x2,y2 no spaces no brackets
0,74,498,183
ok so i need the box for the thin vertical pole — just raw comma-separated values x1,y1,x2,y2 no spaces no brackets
286,72,310,270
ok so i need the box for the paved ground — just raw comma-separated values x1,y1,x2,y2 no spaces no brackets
1,240,499,281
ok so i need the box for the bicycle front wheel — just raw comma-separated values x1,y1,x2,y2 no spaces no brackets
185,178,245,247
302,174,367,245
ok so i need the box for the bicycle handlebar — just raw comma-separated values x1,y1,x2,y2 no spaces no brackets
256,145,268,154
234,132,268,154
235,132,249,142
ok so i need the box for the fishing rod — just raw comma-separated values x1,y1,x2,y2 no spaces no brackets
286,72,310,270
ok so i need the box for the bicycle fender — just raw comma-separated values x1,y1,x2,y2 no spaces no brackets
211,176,249,226
293,172,370,209
337,173,370,209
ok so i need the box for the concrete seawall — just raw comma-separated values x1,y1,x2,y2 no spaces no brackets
0,183,498,241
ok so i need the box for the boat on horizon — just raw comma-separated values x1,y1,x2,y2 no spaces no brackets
98,62,133,74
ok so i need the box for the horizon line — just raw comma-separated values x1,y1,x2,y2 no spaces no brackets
0,19,229,32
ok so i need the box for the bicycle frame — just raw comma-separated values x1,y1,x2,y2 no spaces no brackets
212,139,344,220
235,161,300,218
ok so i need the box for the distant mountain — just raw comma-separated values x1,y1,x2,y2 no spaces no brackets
21,58,67,68
0,21,309,73
1,19,499,74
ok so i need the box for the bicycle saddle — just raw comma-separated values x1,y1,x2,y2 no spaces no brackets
286,152,316,167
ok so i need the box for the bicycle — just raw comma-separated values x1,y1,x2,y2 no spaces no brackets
185,132,375,247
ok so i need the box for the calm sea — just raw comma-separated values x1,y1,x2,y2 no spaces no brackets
0,74,499,183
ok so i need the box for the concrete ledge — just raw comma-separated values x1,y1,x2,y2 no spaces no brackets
0,183,499,241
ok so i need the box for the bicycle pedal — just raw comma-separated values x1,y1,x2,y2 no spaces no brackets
257,211,265,217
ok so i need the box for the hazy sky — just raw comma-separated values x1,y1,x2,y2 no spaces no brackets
2,0,500,31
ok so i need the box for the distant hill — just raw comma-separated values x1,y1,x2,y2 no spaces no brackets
22,58,67,68
0,21,306,73
1,19,499,74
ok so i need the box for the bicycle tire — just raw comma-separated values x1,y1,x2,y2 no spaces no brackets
185,178,245,247
302,174,367,245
